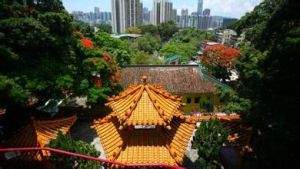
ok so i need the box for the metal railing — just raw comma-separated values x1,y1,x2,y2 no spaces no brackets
0,147,185,169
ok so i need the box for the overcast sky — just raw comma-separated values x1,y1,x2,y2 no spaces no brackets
62,0,262,18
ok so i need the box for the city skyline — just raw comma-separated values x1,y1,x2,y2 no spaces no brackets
62,0,262,19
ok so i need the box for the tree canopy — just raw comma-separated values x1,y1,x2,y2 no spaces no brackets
0,0,121,115
226,0,300,168
201,44,240,81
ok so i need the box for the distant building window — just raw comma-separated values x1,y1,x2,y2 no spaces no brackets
187,98,192,104
194,97,200,103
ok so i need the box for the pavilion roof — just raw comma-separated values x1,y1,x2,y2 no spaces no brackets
106,76,183,127
93,76,196,165
2,114,77,161
92,116,195,165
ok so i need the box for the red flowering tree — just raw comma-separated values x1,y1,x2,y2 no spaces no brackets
76,34,122,104
201,44,240,81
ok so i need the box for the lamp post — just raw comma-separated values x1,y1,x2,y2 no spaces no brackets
92,71,102,88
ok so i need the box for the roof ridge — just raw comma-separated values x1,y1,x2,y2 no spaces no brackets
120,86,145,126
144,85,168,126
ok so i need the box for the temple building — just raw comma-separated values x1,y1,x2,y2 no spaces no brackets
120,65,220,113
92,76,196,166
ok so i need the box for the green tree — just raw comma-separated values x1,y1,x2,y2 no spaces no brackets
48,131,101,169
192,120,228,169
0,1,122,135
228,0,300,168
160,42,197,62
217,87,251,115
138,24,159,35
131,51,151,64
130,33,161,54
95,23,112,34
125,26,142,34
93,32,131,66
158,21,179,41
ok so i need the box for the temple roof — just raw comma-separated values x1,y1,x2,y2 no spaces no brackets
92,76,196,165
120,65,216,94
2,114,77,160
106,76,183,127
92,116,195,165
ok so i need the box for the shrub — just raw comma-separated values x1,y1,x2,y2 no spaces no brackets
192,120,228,169
48,131,101,169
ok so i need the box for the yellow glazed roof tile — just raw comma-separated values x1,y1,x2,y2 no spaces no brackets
106,76,182,126
117,130,177,165
165,117,196,164
93,76,196,166
92,117,124,160
3,114,77,161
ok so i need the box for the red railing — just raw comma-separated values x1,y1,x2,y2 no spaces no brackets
0,147,185,169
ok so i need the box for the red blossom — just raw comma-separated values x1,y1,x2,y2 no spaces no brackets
201,44,240,69
81,38,94,49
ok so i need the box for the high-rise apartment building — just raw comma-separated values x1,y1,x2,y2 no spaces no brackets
143,7,151,24
172,9,177,22
111,0,143,33
180,9,189,28
151,0,174,25
197,0,203,16
203,8,210,16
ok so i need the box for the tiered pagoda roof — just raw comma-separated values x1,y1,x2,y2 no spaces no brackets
92,76,196,166
2,114,77,160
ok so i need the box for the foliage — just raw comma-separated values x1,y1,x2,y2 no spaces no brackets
72,20,94,37
112,49,131,66
138,21,178,42
131,51,151,64
95,23,112,34
160,42,197,63
0,0,121,111
201,44,240,81
171,28,216,48
48,131,101,169
93,32,131,66
130,33,161,54
157,21,179,41
87,87,112,104
138,24,159,35
200,97,214,112
150,57,164,65
217,87,251,115
0,1,76,108
126,27,142,34
228,0,300,168
192,120,228,169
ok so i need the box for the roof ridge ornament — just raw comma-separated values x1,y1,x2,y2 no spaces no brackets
142,75,147,84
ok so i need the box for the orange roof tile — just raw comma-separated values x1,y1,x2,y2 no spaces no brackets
92,117,125,160
3,114,77,160
93,76,196,166
117,130,177,165
93,115,195,165
106,76,183,127
165,117,195,164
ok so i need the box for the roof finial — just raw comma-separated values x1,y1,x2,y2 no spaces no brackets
142,75,147,84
